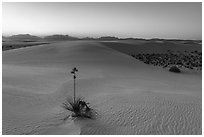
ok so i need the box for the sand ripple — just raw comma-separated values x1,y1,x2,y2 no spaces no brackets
80,92,201,135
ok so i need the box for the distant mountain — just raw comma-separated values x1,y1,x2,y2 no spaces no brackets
80,37,95,40
3,34,42,42
121,38,146,41
2,36,7,42
44,35,79,41
2,34,201,43
9,34,42,41
98,36,119,41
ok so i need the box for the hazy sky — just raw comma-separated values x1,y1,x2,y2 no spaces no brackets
2,2,202,39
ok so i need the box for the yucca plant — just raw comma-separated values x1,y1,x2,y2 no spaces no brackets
62,97,96,119
62,68,96,119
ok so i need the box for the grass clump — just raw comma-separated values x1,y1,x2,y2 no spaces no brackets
169,66,181,73
62,97,96,119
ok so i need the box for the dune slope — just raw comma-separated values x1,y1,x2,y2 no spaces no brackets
2,41,201,134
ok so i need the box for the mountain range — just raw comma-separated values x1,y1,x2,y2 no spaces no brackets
2,34,202,42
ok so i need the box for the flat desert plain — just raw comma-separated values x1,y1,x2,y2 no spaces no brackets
2,40,202,134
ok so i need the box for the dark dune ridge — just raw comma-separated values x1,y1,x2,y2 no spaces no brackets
100,41,201,54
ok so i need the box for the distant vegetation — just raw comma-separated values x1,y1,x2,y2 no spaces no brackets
131,50,202,72
2,41,49,51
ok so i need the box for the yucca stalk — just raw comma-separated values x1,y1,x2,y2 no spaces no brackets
71,67,78,103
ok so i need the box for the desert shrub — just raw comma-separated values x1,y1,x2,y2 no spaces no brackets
169,66,181,73
62,97,96,119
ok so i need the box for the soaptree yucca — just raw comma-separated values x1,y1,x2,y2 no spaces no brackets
62,67,96,119
62,97,96,119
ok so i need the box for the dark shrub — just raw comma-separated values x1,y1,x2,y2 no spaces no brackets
169,66,181,73
62,97,96,119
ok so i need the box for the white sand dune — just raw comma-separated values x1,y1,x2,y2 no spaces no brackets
2,41,202,134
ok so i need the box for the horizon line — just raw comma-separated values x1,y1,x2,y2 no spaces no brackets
2,33,202,41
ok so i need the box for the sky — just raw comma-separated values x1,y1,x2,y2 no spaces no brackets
2,2,202,39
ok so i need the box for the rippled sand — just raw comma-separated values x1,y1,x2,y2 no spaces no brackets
2,41,202,134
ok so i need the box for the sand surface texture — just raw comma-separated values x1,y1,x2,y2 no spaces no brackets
2,41,201,134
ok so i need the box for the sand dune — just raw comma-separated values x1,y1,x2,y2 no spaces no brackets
2,41,201,134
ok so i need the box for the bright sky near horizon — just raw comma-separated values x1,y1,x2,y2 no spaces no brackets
2,2,202,39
